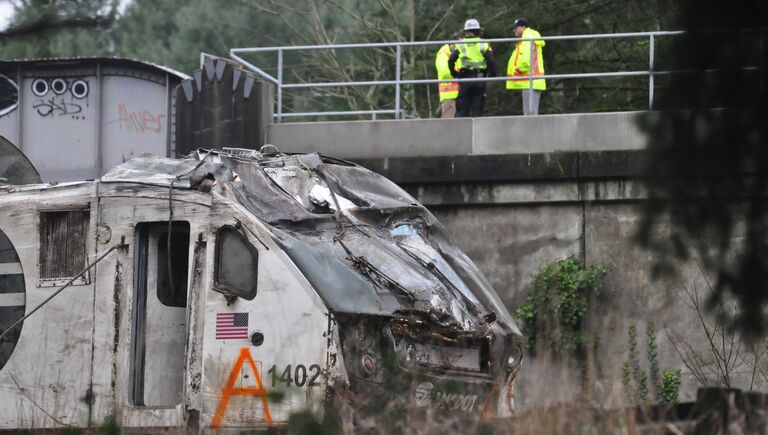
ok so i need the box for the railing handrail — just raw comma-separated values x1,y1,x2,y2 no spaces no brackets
224,30,685,121
230,30,684,53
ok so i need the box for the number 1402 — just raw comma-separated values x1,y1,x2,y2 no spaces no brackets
267,364,322,387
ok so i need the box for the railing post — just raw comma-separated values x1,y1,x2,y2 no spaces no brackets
529,37,534,91
648,34,654,110
395,44,401,119
277,48,283,123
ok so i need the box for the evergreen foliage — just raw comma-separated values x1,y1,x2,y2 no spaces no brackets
0,0,682,117
1,0,117,58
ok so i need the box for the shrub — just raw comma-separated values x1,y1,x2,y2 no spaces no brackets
514,256,606,358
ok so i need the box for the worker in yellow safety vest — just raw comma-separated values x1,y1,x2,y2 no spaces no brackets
448,19,497,117
434,32,462,118
506,17,546,115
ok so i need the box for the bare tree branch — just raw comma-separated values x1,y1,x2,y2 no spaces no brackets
665,272,765,389
423,0,460,42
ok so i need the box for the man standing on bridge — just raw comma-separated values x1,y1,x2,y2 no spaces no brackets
506,17,546,115
435,32,462,118
449,19,497,117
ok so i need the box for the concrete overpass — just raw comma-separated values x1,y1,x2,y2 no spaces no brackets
268,111,647,158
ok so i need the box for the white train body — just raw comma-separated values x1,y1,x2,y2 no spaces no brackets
0,149,523,431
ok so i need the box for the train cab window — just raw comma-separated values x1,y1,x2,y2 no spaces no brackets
39,210,88,282
214,226,258,300
156,229,190,307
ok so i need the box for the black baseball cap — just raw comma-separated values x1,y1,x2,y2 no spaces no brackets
513,17,529,27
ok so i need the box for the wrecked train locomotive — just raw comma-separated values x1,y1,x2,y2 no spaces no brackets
0,147,523,430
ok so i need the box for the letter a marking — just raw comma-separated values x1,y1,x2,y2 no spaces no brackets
211,348,273,428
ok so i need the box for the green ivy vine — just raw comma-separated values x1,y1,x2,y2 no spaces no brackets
622,322,682,405
513,256,607,358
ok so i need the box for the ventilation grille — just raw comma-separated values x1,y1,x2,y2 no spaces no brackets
40,210,88,279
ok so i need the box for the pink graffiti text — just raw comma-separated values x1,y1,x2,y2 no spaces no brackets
109,104,166,134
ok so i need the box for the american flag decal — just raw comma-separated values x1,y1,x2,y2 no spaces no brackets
216,312,249,340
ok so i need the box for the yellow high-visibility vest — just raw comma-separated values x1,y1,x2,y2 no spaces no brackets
506,27,546,91
456,37,489,71
435,44,458,101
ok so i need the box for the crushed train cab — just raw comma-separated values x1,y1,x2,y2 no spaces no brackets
0,147,523,431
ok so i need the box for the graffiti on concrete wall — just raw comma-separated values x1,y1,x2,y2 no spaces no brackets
33,98,83,117
108,104,166,134
31,78,89,119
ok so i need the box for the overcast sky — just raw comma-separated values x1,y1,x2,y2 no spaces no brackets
0,0,13,30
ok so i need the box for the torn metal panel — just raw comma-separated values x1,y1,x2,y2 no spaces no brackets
278,232,400,316
103,148,520,339
101,154,232,188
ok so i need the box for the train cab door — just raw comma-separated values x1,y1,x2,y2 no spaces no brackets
93,187,212,428
130,221,191,408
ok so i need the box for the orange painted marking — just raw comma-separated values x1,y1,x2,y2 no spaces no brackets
481,385,497,418
211,348,273,428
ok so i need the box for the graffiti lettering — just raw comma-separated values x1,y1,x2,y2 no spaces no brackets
33,98,82,117
211,348,273,429
109,104,165,133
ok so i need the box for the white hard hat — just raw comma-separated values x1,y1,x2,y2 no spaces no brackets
464,19,481,31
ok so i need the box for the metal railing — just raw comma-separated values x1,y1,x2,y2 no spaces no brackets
226,30,683,122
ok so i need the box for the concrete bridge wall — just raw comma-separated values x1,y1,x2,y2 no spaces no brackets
267,111,648,158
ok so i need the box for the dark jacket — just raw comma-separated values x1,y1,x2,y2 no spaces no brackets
448,45,498,78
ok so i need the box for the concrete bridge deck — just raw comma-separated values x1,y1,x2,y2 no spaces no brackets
268,111,648,158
